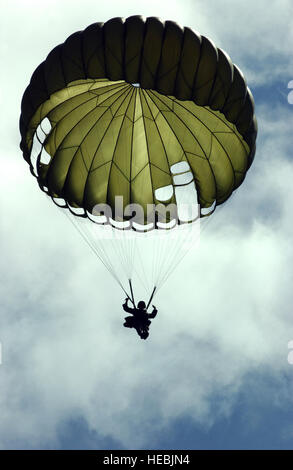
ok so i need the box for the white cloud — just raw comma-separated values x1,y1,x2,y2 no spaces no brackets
191,0,293,86
1,0,293,449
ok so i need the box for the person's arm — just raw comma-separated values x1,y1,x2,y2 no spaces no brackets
148,305,158,319
123,298,134,314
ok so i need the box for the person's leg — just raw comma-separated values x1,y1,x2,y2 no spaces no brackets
124,316,134,328
141,329,149,339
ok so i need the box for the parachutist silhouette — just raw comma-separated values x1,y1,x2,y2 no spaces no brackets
20,17,257,342
123,299,158,339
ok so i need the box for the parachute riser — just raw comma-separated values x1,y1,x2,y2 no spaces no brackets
146,286,157,311
129,279,136,308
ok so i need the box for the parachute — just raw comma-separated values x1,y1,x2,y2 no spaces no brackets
19,16,257,304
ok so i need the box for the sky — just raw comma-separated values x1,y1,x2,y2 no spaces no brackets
0,0,293,450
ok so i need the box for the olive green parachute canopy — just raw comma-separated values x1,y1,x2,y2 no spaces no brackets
20,15,257,227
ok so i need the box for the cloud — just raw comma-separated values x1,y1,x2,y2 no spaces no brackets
1,0,293,450
190,0,293,87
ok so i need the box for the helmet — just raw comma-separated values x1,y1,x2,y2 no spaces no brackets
138,301,146,310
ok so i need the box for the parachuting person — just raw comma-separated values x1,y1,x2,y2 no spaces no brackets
19,15,257,338
123,299,158,340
